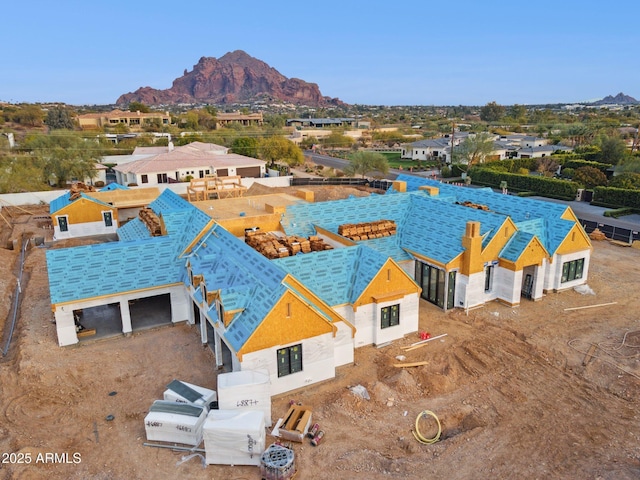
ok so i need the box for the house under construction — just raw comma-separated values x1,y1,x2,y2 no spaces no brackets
46,177,591,395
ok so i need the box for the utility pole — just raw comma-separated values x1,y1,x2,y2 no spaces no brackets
631,124,639,154
450,121,456,163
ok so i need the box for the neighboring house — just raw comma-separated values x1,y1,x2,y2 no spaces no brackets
516,145,572,158
113,141,265,186
76,109,171,132
86,163,108,186
287,129,333,145
401,133,473,162
215,112,263,129
402,134,572,163
486,141,518,161
50,163,108,187
401,138,453,162
286,118,356,128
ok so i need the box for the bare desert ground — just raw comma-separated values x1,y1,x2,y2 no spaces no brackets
1,194,639,480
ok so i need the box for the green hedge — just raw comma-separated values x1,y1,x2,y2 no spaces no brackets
603,207,635,218
560,159,611,172
469,167,579,200
483,158,538,172
593,187,640,209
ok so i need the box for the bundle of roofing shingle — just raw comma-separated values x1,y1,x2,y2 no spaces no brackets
143,400,207,446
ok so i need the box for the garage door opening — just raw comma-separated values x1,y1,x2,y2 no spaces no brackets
74,304,122,342
129,294,172,332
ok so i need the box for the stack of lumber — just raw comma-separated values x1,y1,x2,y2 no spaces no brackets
308,235,333,251
139,207,163,236
69,182,96,200
282,235,312,255
246,232,331,258
589,228,607,241
245,231,290,259
457,200,490,211
338,220,397,241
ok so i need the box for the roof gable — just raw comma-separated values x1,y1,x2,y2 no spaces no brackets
236,288,335,359
499,231,548,267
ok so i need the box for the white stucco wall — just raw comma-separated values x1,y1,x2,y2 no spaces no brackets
53,217,118,240
466,271,487,309
373,293,420,345
495,267,522,306
544,250,591,292
333,321,355,366
240,332,336,397
352,303,376,348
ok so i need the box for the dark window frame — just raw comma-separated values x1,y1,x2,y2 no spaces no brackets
484,265,493,292
277,344,303,377
561,258,585,283
381,304,400,329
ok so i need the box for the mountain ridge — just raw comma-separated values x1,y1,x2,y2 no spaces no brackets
593,92,638,105
116,50,344,107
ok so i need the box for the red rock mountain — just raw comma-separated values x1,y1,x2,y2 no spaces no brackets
117,50,343,107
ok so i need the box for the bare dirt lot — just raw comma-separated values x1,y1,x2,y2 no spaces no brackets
1,197,639,480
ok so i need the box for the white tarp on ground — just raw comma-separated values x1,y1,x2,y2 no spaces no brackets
217,369,272,426
163,379,217,411
203,409,266,466
143,400,207,446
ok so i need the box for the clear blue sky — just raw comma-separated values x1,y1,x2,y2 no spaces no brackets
2,0,639,106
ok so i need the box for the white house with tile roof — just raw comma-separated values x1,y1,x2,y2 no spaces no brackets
113,141,265,186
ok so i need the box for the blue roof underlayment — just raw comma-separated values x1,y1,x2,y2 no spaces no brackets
401,193,506,263
274,245,388,306
49,192,112,215
49,192,73,214
282,194,410,238
117,218,151,241
499,231,536,262
100,183,129,191
282,190,508,265
47,190,210,305
187,224,292,352
388,174,575,256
